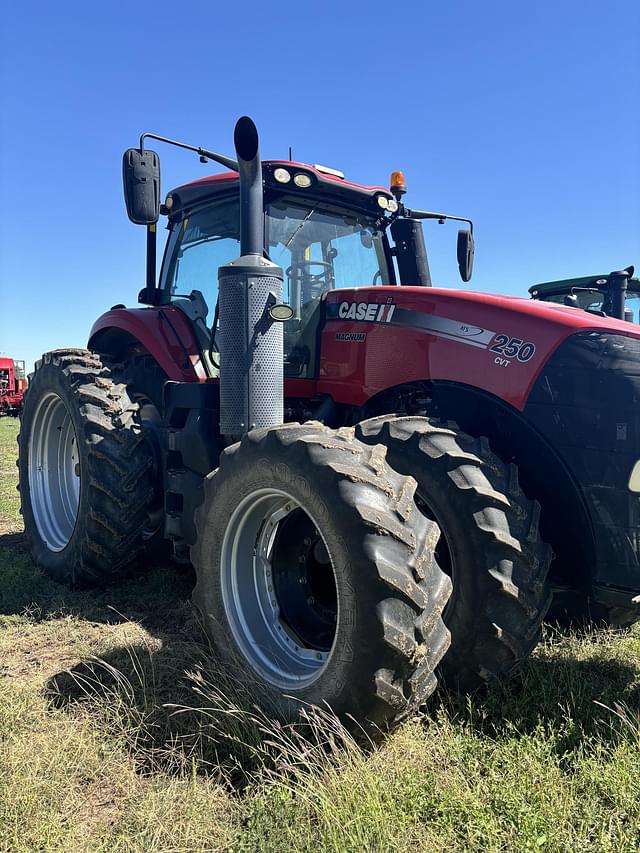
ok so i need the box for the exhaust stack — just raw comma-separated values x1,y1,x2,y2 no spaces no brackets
217,117,284,439
608,267,633,321
235,117,263,257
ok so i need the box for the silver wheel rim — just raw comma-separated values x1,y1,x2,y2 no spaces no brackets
28,392,80,551
220,488,338,689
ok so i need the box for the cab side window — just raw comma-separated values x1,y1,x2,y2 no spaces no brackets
163,199,240,320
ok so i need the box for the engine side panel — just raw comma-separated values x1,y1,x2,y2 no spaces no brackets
317,287,640,408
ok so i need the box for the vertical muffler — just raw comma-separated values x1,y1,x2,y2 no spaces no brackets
608,267,633,321
218,117,284,439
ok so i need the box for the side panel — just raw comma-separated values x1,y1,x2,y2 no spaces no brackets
89,307,207,382
317,287,640,408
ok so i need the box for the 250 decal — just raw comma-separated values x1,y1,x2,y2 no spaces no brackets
489,334,536,363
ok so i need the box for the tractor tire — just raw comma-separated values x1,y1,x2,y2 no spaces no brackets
119,354,170,561
191,422,452,732
17,349,157,585
355,416,553,693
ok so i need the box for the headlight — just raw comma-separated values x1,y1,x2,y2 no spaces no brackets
293,173,312,188
274,167,291,184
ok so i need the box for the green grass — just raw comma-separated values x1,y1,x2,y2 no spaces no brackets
1,416,639,852
0,418,20,531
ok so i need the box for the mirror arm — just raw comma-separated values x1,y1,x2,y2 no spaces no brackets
138,223,171,305
139,132,239,172
405,208,473,234
146,223,157,294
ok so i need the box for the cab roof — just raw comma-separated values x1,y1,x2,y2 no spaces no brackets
167,160,394,217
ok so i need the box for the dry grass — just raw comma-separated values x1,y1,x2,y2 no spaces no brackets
1,416,639,852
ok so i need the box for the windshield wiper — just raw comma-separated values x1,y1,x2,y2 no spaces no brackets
284,207,316,250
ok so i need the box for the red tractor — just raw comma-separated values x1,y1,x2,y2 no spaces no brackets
0,358,26,416
16,117,640,733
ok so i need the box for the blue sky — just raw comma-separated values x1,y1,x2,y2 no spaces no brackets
1,1,638,372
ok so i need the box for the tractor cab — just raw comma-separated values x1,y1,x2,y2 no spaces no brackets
529,268,640,322
157,161,473,377
161,164,395,377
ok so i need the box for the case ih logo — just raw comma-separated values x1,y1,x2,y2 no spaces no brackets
328,301,538,366
338,301,396,322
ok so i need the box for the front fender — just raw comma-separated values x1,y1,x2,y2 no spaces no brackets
89,306,207,382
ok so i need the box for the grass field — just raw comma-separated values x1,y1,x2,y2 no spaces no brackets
0,416,639,852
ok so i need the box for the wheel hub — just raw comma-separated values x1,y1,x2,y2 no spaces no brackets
269,509,337,651
220,489,338,689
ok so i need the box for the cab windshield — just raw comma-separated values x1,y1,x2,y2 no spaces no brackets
163,196,391,304
161,195,392,376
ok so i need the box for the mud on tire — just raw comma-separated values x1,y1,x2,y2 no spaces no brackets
18,349,157,585
191,422,452,732
356,415,553,693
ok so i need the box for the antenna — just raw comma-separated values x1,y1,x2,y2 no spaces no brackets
288,146,292,161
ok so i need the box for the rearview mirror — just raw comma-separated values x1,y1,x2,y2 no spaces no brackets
457,229,474,282
122,148,161,224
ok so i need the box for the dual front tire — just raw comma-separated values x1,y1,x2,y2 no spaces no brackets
191,423,452,731
191,414,553,724
356,416,553,693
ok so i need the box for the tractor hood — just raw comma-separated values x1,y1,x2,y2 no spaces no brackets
326,286,640,339
441,287,640,336
320,285,640,411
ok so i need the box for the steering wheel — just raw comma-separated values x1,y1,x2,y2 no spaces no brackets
372,270,382,286
286,260,333,286
286,260,334,318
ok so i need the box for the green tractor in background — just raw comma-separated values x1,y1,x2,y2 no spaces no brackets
530,267,639,323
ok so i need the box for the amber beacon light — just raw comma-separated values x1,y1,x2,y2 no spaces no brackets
390,170,407,201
